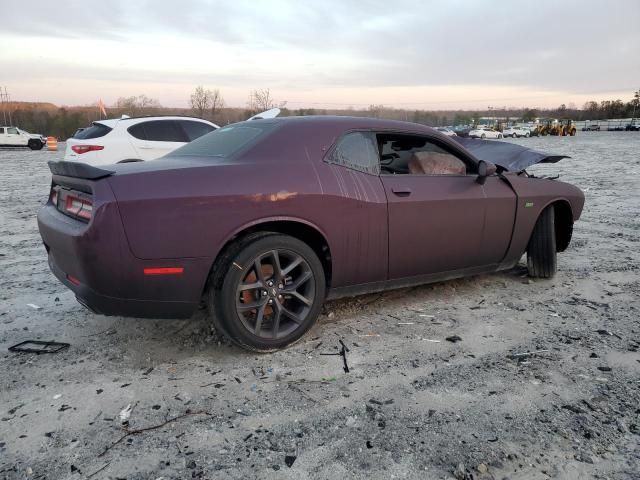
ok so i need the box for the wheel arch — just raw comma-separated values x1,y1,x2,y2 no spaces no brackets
534,199,574,253
203,217,333,295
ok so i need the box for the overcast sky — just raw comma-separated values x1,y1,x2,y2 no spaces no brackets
1,0,638,109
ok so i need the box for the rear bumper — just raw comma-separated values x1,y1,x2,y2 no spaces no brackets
37,200,211,320
46,252,196,318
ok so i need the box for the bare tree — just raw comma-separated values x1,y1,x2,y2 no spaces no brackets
190,86,212,118
248,89,284,112
115,95,161,115
209,89,225,119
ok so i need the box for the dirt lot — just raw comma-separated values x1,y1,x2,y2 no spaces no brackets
1,133,639,480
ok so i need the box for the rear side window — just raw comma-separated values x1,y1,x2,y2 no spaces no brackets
127,123,146,140
179,120,216,141
171,123,276,158
74,123,112,139
327,131,379,175
138,120,187,142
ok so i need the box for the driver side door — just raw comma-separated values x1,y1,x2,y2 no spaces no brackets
378,132,513,279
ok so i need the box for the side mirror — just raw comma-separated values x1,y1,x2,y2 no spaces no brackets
476,160,497,185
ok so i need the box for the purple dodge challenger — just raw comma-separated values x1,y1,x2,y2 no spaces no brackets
38,116,584,351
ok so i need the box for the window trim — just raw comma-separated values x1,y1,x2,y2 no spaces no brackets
375,130,478,177
132,119,189,143
323,129,381,176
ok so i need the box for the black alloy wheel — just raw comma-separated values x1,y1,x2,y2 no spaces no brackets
211,234,325,351
235,248,315,339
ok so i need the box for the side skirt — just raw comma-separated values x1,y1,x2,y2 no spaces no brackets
327,264,505,300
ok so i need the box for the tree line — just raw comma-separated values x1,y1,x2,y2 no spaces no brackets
3,88,638,138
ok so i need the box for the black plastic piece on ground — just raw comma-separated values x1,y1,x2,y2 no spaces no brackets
8,340,70,354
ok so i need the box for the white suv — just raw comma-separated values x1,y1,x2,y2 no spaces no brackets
0,126,46,150
65,116,218,166
502,126,531,138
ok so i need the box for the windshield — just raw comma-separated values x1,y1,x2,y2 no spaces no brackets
170,122,277,158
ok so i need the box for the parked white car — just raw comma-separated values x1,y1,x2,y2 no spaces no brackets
502,126,531,138
0,126,46,150
468,127,503,139
65,116,219,166
435,127,457,136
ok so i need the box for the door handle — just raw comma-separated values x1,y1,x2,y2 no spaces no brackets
391,187,412,196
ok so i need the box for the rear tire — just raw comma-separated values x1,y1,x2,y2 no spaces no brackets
527,206,557,278
209,234,326,352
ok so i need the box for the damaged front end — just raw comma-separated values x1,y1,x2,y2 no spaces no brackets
453,137,568,173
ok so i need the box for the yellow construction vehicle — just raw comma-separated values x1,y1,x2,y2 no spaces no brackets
557,119,577,136
531,120,553,136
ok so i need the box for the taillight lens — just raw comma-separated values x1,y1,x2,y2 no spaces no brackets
50,188,58,206
64,194,93,221
71,145,104,154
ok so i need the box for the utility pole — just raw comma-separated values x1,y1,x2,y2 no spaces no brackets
0,87,12,125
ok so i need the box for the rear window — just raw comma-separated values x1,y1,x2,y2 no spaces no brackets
74,123,112,139
170,123,276,158
179,120,216,141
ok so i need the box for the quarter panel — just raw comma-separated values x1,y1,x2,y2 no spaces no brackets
109,121,389,289
499,174,585,267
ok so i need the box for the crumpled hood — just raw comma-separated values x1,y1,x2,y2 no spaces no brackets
453,137,569,172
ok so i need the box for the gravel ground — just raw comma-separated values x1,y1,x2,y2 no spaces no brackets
0,132,639,480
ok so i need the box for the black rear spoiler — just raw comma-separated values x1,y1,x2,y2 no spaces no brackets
48,161,115,180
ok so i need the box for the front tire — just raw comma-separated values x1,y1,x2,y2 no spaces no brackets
527,206,557,278
28,139,42,150
210,234,326,352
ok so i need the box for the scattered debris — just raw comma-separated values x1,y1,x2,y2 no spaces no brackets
446,335,463,343
454,462,474,480
320,340,350,373
119,403,137,423
562,404,586,414
596,329,622,339
507,349,550,360
8,340,70,354
284,455,297,467
86,462,110,478
7,404,25,415
99,410,211,457
26,304,41,310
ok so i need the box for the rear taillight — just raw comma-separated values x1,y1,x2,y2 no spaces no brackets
64,194,93,221
71,145,104,154
50,189,58,206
